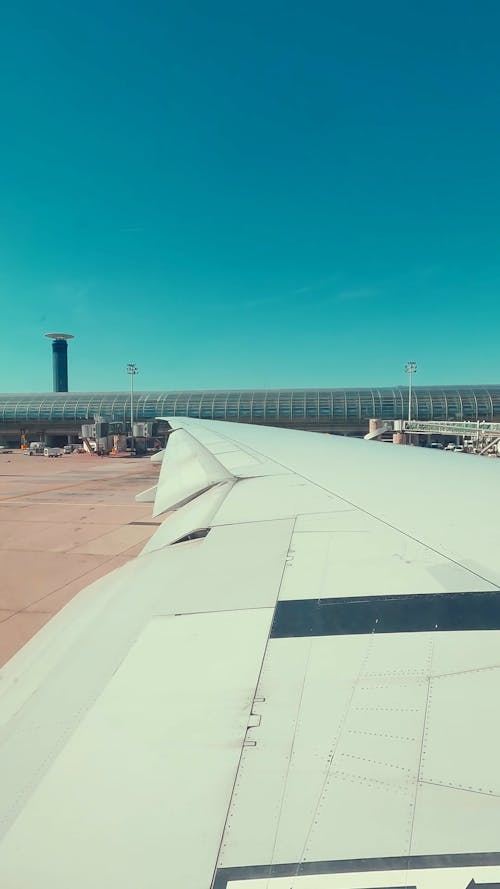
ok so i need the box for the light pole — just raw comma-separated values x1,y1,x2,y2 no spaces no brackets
127,363,138,449
405,361,417,443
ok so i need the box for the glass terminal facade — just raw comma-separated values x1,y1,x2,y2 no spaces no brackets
0,386,499,433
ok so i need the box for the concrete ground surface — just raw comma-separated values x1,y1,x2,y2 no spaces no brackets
0,451,161,666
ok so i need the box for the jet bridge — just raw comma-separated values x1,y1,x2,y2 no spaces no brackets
397,420,500,454
400,419,500,437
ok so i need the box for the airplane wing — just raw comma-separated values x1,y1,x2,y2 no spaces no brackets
0,418,499,889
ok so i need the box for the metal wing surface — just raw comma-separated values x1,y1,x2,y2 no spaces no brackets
1,418,500,889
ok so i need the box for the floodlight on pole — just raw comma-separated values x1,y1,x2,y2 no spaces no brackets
404,361,417,429
126,363,139,437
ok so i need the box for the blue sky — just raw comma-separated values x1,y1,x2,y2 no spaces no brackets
1,1,499,392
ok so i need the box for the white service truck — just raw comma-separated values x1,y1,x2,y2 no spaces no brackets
43,447,63,458
25,442,45,455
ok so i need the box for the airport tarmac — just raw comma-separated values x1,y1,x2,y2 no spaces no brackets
0,451,161,666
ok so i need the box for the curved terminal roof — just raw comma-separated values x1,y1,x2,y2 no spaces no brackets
0,386,499,427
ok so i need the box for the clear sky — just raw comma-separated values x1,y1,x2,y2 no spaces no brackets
1,1,499,392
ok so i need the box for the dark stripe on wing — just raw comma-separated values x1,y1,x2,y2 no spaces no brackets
270,591,500,638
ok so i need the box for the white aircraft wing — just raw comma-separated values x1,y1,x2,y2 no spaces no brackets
0,418,499,889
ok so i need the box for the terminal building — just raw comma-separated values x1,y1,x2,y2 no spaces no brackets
0,385,499,446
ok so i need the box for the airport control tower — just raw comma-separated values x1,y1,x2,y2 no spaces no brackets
45,333,74,392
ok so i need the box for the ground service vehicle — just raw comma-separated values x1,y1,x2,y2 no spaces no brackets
25,442,45,455
43,447,63,458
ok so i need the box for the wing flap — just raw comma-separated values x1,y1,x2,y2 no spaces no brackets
0,609,273,889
